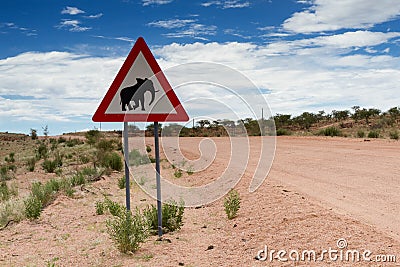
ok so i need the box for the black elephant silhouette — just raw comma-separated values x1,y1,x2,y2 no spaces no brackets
119,78,158,111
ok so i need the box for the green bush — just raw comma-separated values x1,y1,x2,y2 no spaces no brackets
224,190,241,220
42,159,58,173
26,157,37,172
24,195,42,220
104,198,123,217
357,130,365,138
70,172,86,187
95,200,105,215
106,209,148,254
0,166,13,181
174,169,182,178
0,182,10,202
276,128,291,136
129,149,150,167
318,127,341,137
146,145,152,153
65,138,83,147
389,131,399,140
368,131,379,138
118,176,126,189
4,153,15,163
103,152,123,172
36,143,48,160
143,200,184,234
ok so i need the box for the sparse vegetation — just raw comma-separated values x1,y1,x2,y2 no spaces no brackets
129,149,150,166
118,176,126,189
389,130,399,140
318,126,341,137
357,130,365,138
103,152,123,172
26,157,37,172
224,189,241,220
143,200,184,234
106,209,148,254
368,131,379,139
174,169,182,178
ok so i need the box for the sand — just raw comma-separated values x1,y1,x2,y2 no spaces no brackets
0,136,399,266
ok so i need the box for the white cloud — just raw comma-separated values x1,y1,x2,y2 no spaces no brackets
147,19,217,40
142,0,174,6
57,19,91,32
201,0,250,9
1,30,400,132
283,0,400,33
147,19,196,29
84,13,103,19
61,6,85,15
0,22,37,36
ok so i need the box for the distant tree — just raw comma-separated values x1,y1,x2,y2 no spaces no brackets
356,108,381,124
294,112,318,130
85,129,101,146
332,110,350,121
145,123,162,136
388,107,400,122
30,128,38,140
197,120,210,128
42,125,49,138
273,114,292,128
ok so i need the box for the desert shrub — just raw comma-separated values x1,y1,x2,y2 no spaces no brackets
143,200,184,234
0,182,10,202
103,152,123,172
0,166,13,181
389,131,399,140
42,159,58,173
104,198,124,217
65,138,83,147
57,137,67,143
31,181,54,207
85,130,101,146
96,139,115,152
7,165,16,172
95,200,105,215
129,149,150,167
357,130,365,138
146,145,152,153
24,195,42,219
78,154,90,164
46,179,61,192
0,198,25,227
4,153,15,163
118,176,126,189
26,157,37,172
106,209,148,253
70,172,86,187
36,143,48,160
224,189,241,220
276,128,291,136
174,169,182,178
318,127,341,137
60,178,74,197
368,131,379,138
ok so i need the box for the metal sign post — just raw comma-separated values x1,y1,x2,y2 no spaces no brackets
123,122,131,211
154,122,163,237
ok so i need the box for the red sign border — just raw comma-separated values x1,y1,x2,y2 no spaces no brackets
92,37,189,122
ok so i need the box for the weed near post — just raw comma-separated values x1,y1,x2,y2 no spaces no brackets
106,209,148,254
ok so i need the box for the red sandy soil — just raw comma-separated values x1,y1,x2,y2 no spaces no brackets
0,136,399,266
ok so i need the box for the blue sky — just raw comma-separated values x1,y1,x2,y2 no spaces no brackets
1,0,400,135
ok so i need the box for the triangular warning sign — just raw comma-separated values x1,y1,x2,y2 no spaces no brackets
92,37,189,122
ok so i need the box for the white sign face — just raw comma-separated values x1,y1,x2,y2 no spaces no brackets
105,52,176,115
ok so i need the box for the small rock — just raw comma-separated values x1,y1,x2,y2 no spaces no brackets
206,245,214,250
233,224,237,228
178,263,184,266
201,225,207,229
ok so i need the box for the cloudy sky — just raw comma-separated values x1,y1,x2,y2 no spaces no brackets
1,0,400,134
